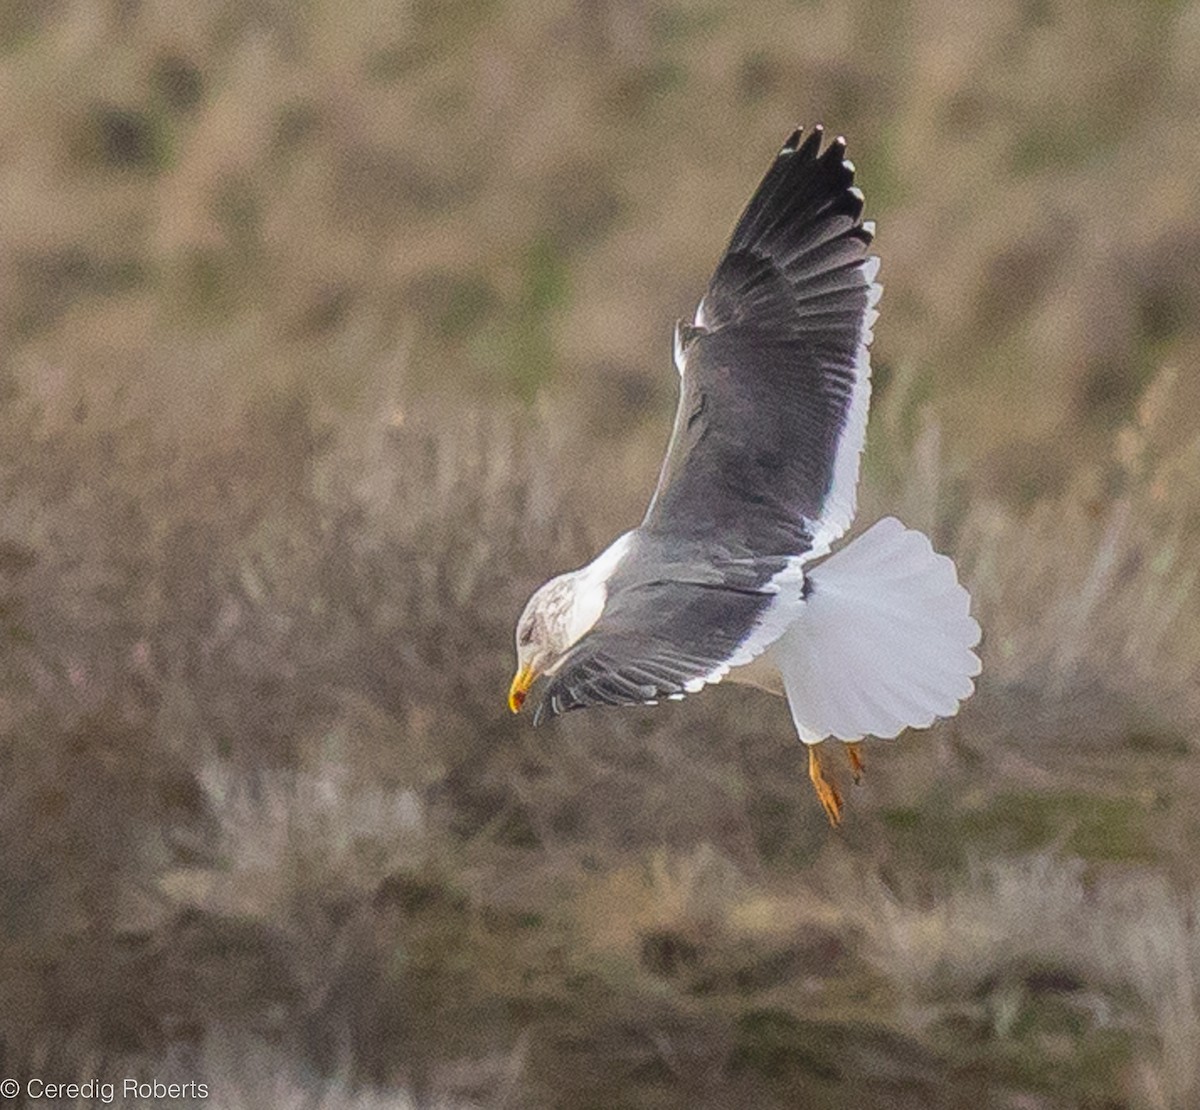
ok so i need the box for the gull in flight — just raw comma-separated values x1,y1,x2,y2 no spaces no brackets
508,127,981,824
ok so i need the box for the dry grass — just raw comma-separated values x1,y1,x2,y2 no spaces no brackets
2,1,1200,1107
3,378,1197,1106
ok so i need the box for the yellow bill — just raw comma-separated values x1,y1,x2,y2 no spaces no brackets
508,665,534,713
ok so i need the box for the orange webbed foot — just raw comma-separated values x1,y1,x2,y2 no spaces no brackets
808,744,844,827
846,743,865,785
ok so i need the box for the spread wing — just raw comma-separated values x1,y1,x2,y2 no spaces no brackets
532,564,799,725
646,125,881,559
531,127,879,724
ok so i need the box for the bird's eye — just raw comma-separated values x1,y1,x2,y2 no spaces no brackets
519,624,534,646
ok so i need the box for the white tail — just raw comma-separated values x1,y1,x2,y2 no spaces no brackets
770,517,981,743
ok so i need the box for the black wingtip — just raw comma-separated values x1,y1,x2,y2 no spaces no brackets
735,124,867,239
781,125,857,177
822,135,847,167
703,124,876,329
796,125,824,161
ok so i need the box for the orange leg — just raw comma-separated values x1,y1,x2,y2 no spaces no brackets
846,743,865,785
808,744,843,827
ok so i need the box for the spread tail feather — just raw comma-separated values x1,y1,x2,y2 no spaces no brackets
771,517,981,743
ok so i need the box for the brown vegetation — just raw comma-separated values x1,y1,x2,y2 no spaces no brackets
2,1,1199,1107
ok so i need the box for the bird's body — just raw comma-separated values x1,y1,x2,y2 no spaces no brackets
509,127,981,823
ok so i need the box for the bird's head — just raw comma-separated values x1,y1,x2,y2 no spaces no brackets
508,532,630,715
508,570,602,713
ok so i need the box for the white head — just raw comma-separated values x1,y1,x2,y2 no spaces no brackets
508,532,632,714
508,572,600,712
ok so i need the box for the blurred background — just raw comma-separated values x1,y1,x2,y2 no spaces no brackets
1,1,1199,1107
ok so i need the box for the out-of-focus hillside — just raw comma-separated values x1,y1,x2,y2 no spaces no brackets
1,2,1199,1108
4,0,1200,517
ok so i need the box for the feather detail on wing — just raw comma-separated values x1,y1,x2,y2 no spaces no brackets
648,126,880,560
532,127,883,724
532,559,806,724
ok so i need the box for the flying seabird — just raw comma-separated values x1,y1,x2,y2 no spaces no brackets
508,127,981,825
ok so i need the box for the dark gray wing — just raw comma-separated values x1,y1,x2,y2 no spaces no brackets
532,128,876,724
645,126,880,558
532,569,788,725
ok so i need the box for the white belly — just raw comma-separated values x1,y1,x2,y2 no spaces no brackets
727,652,786,697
